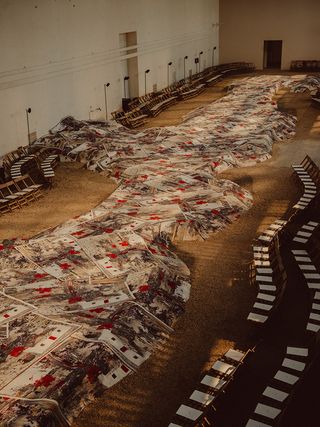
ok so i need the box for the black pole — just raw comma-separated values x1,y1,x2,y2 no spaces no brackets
184,56,188,79
167,62,172,86
212,46,216,67
26,108,31,145
144,69,150,95
123,76,129,99
104,83,110,120
199,51,203,72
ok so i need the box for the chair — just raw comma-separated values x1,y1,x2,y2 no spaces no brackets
14,174,43,202
246,346,309,426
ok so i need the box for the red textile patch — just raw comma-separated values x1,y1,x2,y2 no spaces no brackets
106,253,117,259
103,228,114,233
89,307,104,313
68,296,82,304
87,366,100,384
97,322,113,330
34,374,55,388
37,288,51,294
9,346,25,357
168,281,177,289
71,230,85,236
34,273,48,279
59,263,72,270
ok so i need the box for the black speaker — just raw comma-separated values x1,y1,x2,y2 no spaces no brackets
122,98,131,112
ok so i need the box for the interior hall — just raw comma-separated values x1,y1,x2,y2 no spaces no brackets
0,1,320,426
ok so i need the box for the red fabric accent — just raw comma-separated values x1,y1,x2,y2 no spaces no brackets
34,273,48,279
103,228,114,233
37,288,51,294
68,296,82,304
106,253,117,259
89,307,104,313
34,374,55,388
59,262,72,270
87,366,100,384
71,230,85,236
97,322,113,330
9,346,25,357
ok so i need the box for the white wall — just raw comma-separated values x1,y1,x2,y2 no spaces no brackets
0,0,219,155
220,0,320,71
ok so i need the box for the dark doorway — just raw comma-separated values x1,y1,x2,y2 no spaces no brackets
263,40,282,69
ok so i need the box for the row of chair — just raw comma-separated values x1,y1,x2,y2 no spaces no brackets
167,155,320,426
10,153,37,180
246,346,309,426
0,174,42,215
40,153,59,185
111,62,255,128
248,221,287,324
244,156,320,424
311,93,320,108
290,60,320,71
143,92,178,117
1,145,60,186
111,108,149,128
170,348,250,426
292,221,320,332
247,155,320,326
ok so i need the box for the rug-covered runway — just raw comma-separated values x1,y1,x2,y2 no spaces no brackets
0,74,319,426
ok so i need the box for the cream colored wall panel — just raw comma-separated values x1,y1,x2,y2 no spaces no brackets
0,0,219,155
220,0,320,70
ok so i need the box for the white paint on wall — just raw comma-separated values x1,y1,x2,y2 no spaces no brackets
220,0,320,71
0,0,219,155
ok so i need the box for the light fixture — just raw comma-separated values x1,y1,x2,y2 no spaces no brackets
199,51,204,72
194,57,199,75
144,69,150,95
212,46,217,67
184,56,188,79
123,76,130,98
25,107,32,145
104,82,110,120
167,61,173,86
